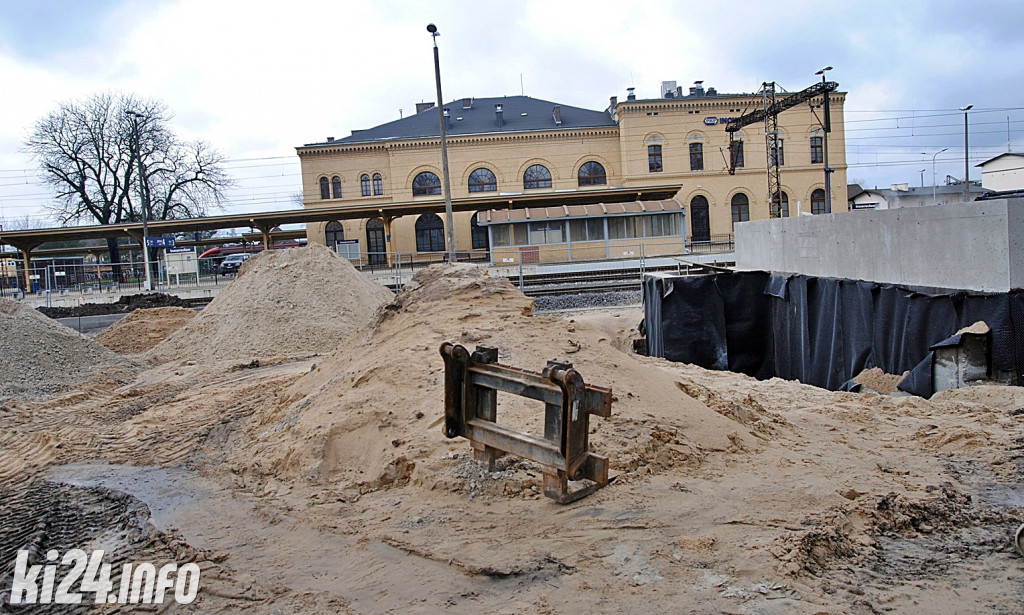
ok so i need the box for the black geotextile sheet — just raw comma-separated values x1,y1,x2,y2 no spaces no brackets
644,271,1024,392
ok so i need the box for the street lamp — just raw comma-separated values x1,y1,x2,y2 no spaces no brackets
960,104,973,203
815,66,833,212
427,23,456,261
125,110,153,291
923,148,948,207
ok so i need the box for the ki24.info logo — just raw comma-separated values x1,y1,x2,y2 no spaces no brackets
7,549,200,605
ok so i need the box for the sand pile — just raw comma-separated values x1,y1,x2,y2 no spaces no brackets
0,298,138,399
853,366,907,394
147,244,393,364
228,263,750,494
96,306,197,354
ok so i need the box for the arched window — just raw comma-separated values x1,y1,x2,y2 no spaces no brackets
331,176,342,199
413,171,441,196
811,188,828,214
471,213,489,249
325,221,344,248
731,193,750,229
690,195,710,242
689,140,704,171
360,174,371,197
730,132,745,169
523,164,552,190
780,192,790,218
415,213,445,252
468,168,497,192
648,145,663,173
577,161,607,186
319,177,330,200
372,173,383,195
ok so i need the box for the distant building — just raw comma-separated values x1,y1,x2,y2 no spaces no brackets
848,183,985,210
977,152,1024,192
297,82,848,265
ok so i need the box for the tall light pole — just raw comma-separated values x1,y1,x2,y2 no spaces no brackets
427,23,456,261
126,110,153,291
960,104,973,203
815,66,833,213
923,148,948,207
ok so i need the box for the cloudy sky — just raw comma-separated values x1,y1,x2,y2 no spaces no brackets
1,0,1022,227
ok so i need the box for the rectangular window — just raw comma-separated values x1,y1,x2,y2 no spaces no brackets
492,223,529,247
770,139,785,166
689,143,703,171
528,221,565,245
492,225,511,247
810,136,823,164
644,213,681,237
648,145,663,173
731,141,744,168
569,218,605,242
608,216,643,240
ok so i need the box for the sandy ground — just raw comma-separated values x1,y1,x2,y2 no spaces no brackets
1,262,1022,614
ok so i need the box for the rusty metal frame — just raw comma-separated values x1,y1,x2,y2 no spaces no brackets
440,342,613,503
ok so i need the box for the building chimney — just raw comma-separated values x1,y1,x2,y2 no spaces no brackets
326,136,335,142
415,102,435,114
676,86,683,98
626,87,636,101
495,104,504,128
462,97,473,110
444,108,450,130
609,96,618,109
552,105,562,125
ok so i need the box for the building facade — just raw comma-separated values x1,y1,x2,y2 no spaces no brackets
296,82,848,265
978,153,1024,192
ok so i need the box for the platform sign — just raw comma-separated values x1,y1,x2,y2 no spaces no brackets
335,239,360,260
164,245,198,281
146,236,176,248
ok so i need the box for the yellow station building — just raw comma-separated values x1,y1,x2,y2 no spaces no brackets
296,81,847,265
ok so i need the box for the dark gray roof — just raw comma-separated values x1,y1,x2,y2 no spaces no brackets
305,96,616,147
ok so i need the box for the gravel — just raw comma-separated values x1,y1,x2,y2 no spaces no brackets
0,298,139,400
532,289,642,312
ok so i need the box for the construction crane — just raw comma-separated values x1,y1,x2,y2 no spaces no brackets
725,80,838,217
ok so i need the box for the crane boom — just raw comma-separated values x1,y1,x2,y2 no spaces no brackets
725,80,838,133
725,79,839,217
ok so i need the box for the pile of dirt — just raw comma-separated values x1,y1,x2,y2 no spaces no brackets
147,244,393,364
0,298,138,399
228,263,747,494
37,292,189,318
96,306,197,354
853,367,907,394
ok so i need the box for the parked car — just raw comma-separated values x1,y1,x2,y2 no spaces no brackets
217,253,252,275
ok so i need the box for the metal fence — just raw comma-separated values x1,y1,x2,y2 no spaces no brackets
0,235,735,299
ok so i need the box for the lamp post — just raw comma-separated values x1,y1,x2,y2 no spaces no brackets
427,23,456,261
126,110,153,291
814,66,833,213
923,148,948,207
960,104,973,203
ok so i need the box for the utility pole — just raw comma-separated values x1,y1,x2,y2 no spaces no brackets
427,23,456,261
960,104,973,203
126,110,153,292
815,66,833,213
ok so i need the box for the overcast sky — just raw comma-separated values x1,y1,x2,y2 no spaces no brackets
1,0,1022,227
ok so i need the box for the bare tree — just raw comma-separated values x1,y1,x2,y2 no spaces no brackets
24,92,231,273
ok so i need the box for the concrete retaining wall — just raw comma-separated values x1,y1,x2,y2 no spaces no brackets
734,198,1024,292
